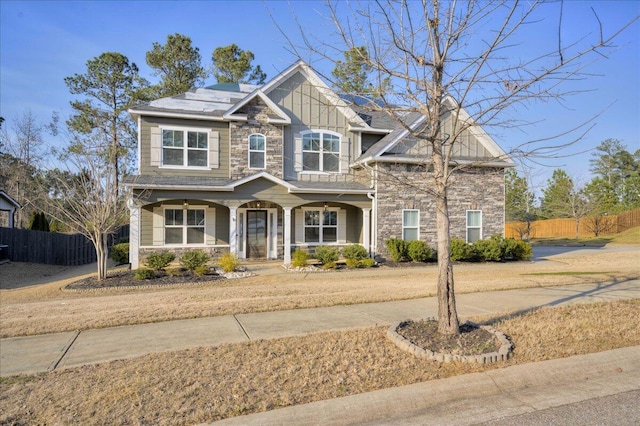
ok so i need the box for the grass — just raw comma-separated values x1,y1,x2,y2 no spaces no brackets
522,271,615,276
1,249,638,338
530,225,640,247
1,299,638,425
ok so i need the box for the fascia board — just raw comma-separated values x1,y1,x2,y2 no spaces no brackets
223,91,291,124
127,109,225,122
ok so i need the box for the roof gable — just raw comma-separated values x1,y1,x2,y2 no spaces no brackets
355,101,513,166
260,60,370,130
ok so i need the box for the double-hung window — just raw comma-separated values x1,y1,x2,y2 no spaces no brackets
466,210,482,243
304,209,338,243
165,208,205,245
162,129,208,167
302,131,340,172
248,133,266,169
402,209,419,240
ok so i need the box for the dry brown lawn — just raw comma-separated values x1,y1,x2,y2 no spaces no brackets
1,299,638,425
1,250,638,338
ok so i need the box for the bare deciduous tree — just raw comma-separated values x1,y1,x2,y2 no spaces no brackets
38,134,127,280
281,0,638,334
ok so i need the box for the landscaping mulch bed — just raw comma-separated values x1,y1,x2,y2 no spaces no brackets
396,319,501,356
65,270,225,290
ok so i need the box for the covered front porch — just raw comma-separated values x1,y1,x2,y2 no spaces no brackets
128,173,374,268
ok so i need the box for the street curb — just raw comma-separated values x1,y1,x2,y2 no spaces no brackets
210,345,640,425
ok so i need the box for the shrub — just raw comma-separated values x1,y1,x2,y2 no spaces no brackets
323,261,337,270
194,265,210,277
134,268,155,280
345,258,361,269
407,240,433,262
385,238,407,262
217,253,240,273
502,238,533,260
361,258,376,268
474,237,503,262
292,249,310,267
314,245,339,265
342,244,368,260
145,251,175,271
450,238,477,261
165,267,184,277
180,250,210,271
110,242,130,265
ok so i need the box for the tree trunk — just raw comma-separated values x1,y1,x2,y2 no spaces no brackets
435,190,460,335
94,234,108,280
575,218,580,240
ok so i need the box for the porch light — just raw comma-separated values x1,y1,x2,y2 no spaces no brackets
183,199,189,209
324,202,328,211
257,201,261,208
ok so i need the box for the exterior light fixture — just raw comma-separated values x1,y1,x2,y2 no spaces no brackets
257,201,261,208
183,199,189,209
324,202,328,211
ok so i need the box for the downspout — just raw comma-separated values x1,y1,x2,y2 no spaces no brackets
363,159,377,257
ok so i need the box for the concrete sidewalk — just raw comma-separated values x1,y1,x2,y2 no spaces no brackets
1,278,639,377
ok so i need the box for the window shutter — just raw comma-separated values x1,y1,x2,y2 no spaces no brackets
209,130,220,169
152,207,164,246
150,128,161,167
206,207,216,245
294,208,304,244
294,133,303,172
338,209,347,243
340,137,350,173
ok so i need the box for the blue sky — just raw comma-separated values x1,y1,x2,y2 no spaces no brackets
1,0,638,188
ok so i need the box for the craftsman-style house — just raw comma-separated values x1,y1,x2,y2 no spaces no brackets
125,60,513,268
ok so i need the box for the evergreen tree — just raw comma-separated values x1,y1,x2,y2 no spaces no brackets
65,52,150,195
146,33,207,97
212,44,266,84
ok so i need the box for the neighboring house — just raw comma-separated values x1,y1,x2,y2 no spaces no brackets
125,60,514,268
0,190,21,228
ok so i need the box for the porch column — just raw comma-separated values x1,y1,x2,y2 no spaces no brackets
229,207,237,255
362,208,371,255
283,207,292,264
127,200,140,269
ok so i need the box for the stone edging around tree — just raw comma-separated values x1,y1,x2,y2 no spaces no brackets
387,318,513,364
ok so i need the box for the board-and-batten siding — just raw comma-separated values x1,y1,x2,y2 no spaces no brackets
388,111,492,160
266,71,359,181
139,116,230,177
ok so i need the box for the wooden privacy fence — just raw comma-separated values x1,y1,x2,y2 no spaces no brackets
0,225,129,266
505,208,640,240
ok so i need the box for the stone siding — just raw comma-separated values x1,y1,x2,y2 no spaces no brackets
229,98,284,180
375,164,505,258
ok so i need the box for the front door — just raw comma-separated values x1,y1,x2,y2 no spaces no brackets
246,210,268,258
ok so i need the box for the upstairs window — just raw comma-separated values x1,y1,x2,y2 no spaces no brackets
162,129,208,167
302,131,340,172
248,133,266,169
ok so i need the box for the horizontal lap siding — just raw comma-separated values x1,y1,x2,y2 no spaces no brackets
139,117,229,177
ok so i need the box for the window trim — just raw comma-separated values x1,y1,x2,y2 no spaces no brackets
302,207,339,245
248,133,266,169
159,126,209,170
466,210,482,243
300,130,341,173
402,209,420,241
163,207,206,246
